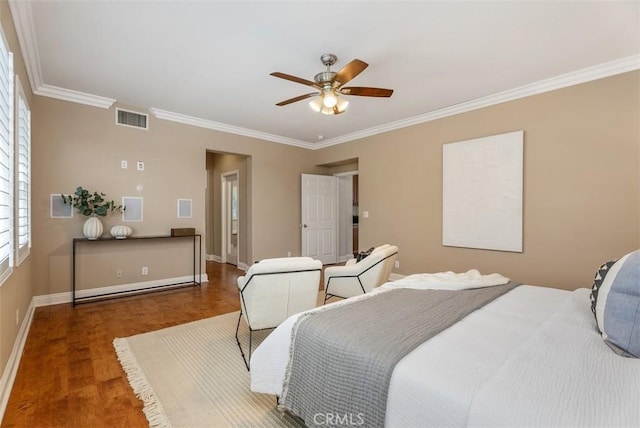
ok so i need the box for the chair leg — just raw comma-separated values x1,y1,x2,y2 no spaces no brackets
235,311,251,371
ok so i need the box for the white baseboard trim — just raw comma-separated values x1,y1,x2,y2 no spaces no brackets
0,299,36,422
32,274,209,307
209,255,222,263
205,256,246,271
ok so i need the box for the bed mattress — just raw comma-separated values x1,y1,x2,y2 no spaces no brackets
250,283,640,427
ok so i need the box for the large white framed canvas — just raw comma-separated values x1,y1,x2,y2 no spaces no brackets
442,130,523,252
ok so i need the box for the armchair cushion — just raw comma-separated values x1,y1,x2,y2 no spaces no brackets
238,257,322,330
324,245,398,301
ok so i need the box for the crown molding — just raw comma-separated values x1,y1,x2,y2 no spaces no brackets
149,108,314,149
313,54,640,149
9,0,116,109
35,84,115,109
8,0,639,148
8,0,42,94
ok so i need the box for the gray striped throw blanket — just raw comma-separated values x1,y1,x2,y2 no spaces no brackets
280,283,518,427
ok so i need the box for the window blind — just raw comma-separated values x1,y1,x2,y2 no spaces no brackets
15,78,29,265
0,30,12,285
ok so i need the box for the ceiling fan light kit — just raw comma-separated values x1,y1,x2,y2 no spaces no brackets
309,95,349,115
271,53,393,116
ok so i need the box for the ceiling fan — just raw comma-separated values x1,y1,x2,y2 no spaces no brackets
270,53,393,115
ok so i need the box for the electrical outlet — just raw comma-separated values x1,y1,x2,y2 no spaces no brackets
137,161,144,171
142,266,148,275
116,269,122,278
287,251,291,257
121,160,128,169
362,211,369,218
394,260,400,269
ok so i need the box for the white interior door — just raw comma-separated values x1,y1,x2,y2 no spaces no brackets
301,174,337,264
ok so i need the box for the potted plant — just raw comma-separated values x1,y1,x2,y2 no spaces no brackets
61,187,124,239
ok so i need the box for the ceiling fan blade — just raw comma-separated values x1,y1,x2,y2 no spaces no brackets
333,59,368,87
275,92,318,106
340,87,394,97
270,72,319,88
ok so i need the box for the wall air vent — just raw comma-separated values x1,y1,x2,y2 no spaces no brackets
116,108,148,130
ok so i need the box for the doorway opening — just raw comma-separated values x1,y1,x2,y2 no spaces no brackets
311,157,359,263
334,171,358,262
205,151,250,270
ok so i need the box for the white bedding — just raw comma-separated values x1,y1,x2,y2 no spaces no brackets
250,281,640,427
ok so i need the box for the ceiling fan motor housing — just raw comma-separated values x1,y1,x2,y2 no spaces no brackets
314,71,336,85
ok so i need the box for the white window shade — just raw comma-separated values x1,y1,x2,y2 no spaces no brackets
15,76,30,265
0,29,12,285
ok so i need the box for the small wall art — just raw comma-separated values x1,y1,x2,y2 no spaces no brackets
177,199,192,218
122,196,143,222
50,194,73,218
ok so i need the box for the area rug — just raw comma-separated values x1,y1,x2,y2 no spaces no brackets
113,311,302,428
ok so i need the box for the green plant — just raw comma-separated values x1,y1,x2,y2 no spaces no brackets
61,187,124,217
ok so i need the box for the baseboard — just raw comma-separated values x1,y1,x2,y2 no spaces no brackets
237,262,248,271
32,274,210,307
0,299,36,422
206,254,222,262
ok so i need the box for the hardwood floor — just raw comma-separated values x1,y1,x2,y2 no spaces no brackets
1,261,244,428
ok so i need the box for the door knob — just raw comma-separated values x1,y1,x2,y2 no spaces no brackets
302,224,308,228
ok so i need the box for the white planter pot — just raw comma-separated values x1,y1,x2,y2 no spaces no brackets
110,225,133,239
83,216,103,240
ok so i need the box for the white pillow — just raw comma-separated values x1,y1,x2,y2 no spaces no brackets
594,249,640,358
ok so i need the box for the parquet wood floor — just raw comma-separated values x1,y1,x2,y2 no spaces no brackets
1,261,244,428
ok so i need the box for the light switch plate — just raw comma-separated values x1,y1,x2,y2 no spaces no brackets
137,161,144,171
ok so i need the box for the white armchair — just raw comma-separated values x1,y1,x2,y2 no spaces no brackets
324,245,398,303
235,256,322,369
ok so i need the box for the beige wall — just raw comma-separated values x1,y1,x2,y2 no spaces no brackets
315,71,640,290
31,97,320,299
0,0,33,381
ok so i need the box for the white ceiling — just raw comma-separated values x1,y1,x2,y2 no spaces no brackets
9,1,640,148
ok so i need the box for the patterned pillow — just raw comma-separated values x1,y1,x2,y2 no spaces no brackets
356,247,375,262
593,249,640,358
590,260,617,320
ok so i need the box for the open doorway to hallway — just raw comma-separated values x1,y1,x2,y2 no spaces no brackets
315,157,359,263
205,151,250,270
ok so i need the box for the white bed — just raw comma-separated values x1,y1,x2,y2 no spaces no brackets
250,276,640,427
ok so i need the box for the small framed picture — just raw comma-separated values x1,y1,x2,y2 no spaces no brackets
122,197,143,222
51,194,73,218
177,199,192,218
